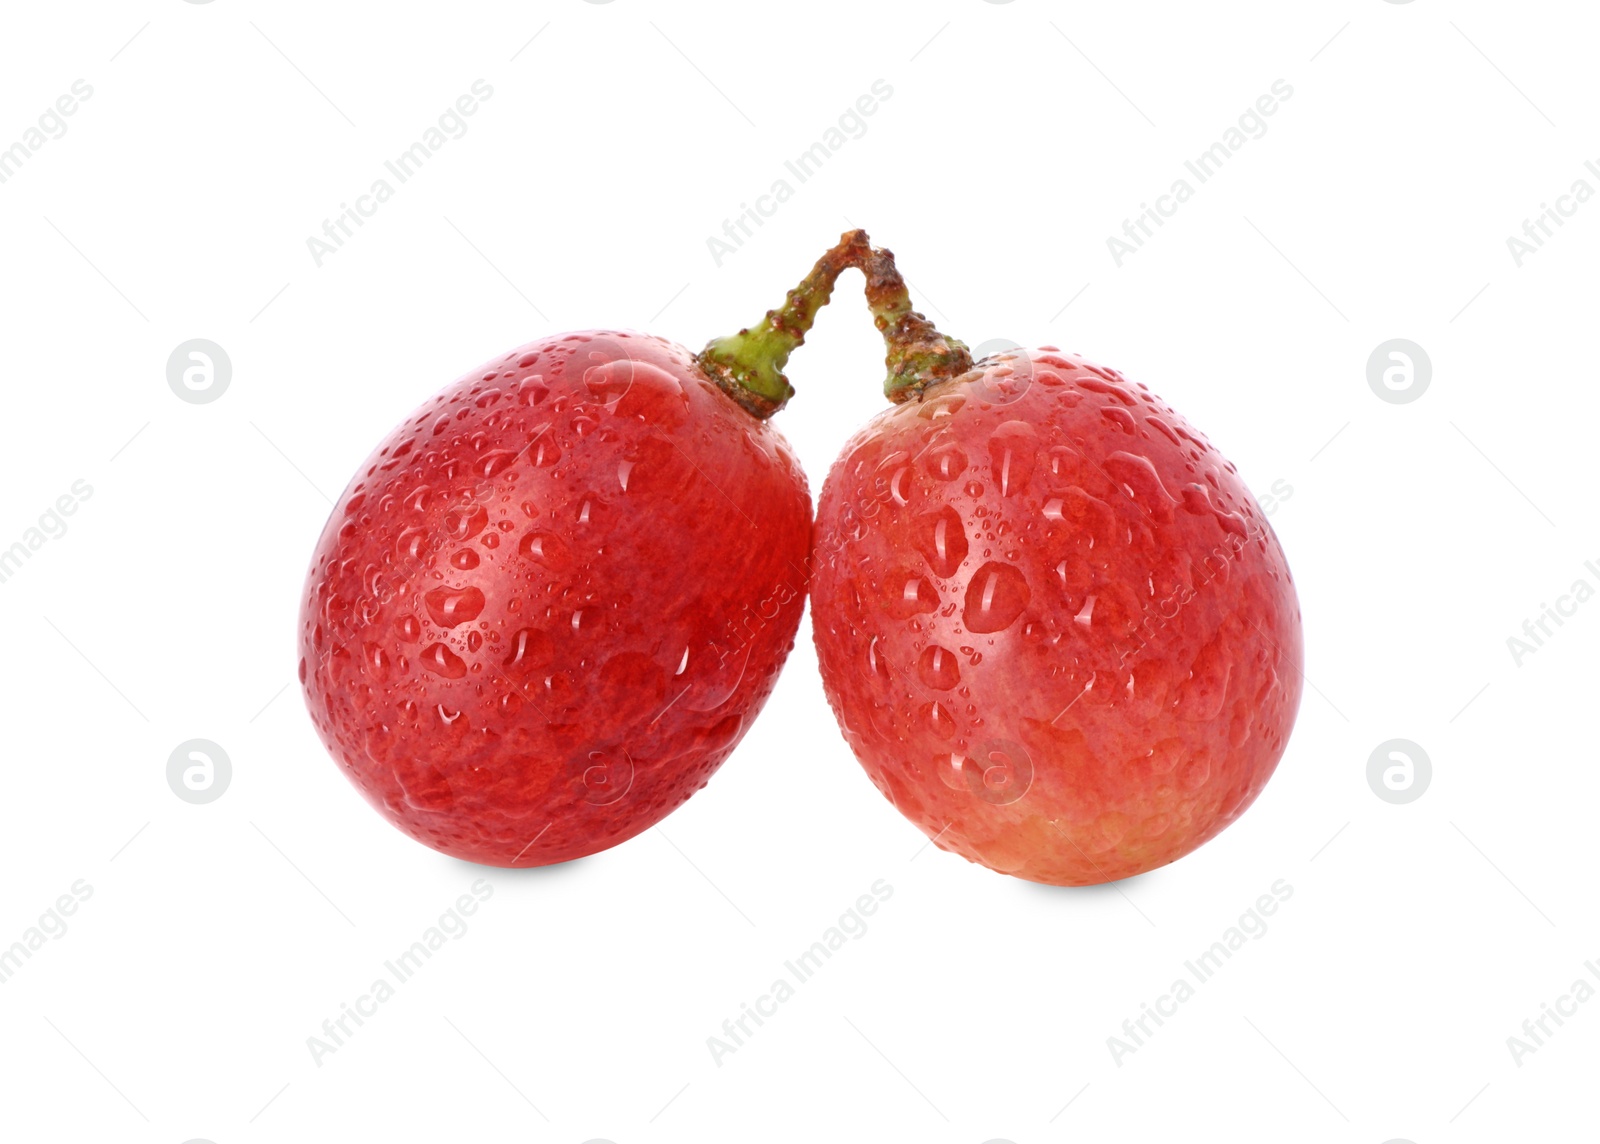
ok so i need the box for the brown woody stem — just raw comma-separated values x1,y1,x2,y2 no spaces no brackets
698,229,872,418
856,244,973,404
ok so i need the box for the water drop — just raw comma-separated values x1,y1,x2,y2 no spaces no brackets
397,528,430,562
531,437,561,467
886,571,939,618
963,563,1030,633
935,752,966,789
421,643,467,679
988,421,1038,497
443,503,489,542
588,360,688,427
363,643,391,681
918,644,960,690
868,636,891,680
918,395,965,419
1041,487,1115,546
914,506,968,578
424,587,485,628
1103,452,1177,522
925,446,967,481
889,466,913,506
403,485,432,514
518,532,571,570
477,450,518,478
1101,406,1137,434
501,628,553,676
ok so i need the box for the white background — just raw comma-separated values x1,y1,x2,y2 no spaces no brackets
0,1,1595,1141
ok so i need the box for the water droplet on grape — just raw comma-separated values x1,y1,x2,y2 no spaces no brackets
888,466,913,506
935,752,966,789
1104,452,1177,522
443,504,489,542
421,643,467,679
925,446,967,481
363,643,391,681
918,644,960,690
963,562,1030,633
397,528,429,562
501,627,553,676
518,532,570,569
477,450,517,478
886,571,939,618
868,636,891,680
914,506,968,578
988,421,1038,497
1101,406,1137,434
424,587,485,628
